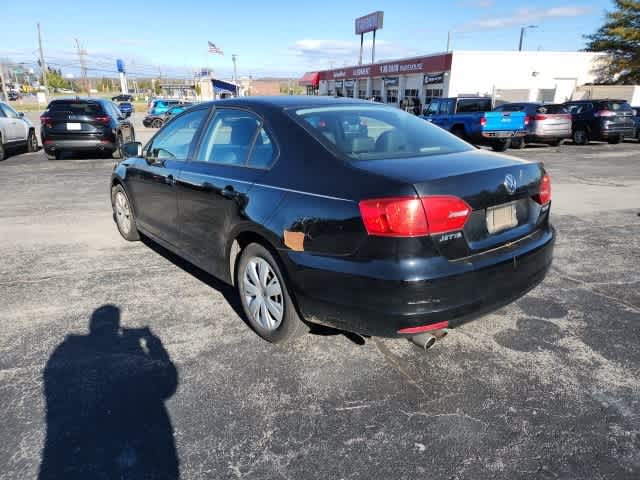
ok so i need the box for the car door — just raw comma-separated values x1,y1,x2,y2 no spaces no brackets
0,103,27,141
423,99,441,126
108,101,134,143
436,99,454,131
125,106,209,246
176,107,275,278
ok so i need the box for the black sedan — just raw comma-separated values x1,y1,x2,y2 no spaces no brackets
111,96,554,344
41,98,135,160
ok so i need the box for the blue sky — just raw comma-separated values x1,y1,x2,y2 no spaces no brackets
2,0,612,79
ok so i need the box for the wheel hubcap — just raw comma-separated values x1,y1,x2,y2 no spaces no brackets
242,257,284,330
114,191,132,234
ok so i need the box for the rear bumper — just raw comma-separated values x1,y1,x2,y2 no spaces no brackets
286,226,555,337
481,131,526,138
600,127,635,139
43,139,115,152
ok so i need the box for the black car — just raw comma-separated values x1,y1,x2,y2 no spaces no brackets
563,99,635,145
41,98,135,160
111,97,554,344
632,106,640,140
143,104,193,128
112,94,133,102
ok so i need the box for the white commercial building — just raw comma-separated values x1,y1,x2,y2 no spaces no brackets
302,50,605,109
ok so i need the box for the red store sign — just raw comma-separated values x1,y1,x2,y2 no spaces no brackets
319,53,452,81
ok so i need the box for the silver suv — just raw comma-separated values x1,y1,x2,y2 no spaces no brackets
0,101,38,160
494,102,572,148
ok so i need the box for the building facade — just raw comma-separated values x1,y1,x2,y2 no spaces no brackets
301,50,604,109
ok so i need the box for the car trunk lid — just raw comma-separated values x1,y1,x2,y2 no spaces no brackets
353,149,549,258
43,100,108,136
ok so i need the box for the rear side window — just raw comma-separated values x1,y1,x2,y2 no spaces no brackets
496,104,524,112
457,98,492,113
196,109,261,166
47,101,104,115
538,104,568,114
248,128,276,169
603,101,632,112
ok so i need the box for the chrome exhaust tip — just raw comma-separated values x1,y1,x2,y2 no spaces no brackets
409,332,437,350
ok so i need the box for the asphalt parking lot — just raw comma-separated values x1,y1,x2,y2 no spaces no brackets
1,114,639,479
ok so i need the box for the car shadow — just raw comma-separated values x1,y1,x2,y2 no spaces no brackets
141,236,366,346
39,304,180,479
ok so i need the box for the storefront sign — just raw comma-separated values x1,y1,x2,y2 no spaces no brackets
355,11,384,35
383,77,398,87
424,72,445,84
318,53,452,81
334,80,343,88
344,79,355,88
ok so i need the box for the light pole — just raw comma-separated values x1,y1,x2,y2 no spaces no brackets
519,25,538,51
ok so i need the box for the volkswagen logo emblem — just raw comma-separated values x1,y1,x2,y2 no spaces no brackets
504,174,517,194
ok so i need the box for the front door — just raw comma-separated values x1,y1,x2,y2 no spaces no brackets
177,108,276,279
0,103,27,141
125,107,209,246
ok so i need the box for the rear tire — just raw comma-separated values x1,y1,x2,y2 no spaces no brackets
607,135,622,144
26,130,38,152
46,151,60,160
111,184,140,241
452,127,467,141
510,137,526,149
491,139,511,152
573,127,589,145
236,243,307,344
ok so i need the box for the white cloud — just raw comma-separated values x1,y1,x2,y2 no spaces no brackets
289,38,418,68
457,5,592,32
460,0,494,8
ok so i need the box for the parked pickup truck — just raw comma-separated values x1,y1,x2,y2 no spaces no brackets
421,97,526,151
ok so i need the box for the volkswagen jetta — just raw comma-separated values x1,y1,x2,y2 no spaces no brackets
111,96,554,344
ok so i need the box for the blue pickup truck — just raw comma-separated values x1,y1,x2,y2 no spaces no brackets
421,97,526,151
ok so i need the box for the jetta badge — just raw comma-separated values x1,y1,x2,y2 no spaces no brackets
504,174,517,194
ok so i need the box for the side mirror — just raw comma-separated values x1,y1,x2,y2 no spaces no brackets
18,112,24,118
122,141,142,158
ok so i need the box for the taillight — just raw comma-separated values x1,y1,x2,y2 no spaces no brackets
524,115,530,126
594,110,615,117
533,114,547,121
40,115,52,128
94,115,111,124
480,116,487,127
534,174,551,205
358,195,471,237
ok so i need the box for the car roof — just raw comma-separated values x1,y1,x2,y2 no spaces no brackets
565,99,627,103
207,95,373,111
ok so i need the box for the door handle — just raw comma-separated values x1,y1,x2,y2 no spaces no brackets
221,185,239,199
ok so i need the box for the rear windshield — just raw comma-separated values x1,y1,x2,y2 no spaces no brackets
602,101,632,112
47,100,104,115
292,105,473,160
536,104,568,114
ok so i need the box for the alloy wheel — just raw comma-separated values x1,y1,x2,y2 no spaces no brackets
114,191,132,235
242,257,284,331
29,133,38,152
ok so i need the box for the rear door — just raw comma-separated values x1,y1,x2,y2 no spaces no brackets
177,107,275,277
125,106,209,245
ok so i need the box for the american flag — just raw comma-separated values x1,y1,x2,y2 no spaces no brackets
207,41,224,55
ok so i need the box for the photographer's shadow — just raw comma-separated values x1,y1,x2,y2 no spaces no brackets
39,305,179,479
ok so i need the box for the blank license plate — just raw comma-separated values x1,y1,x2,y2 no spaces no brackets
66,123,81,130
486,203,517,234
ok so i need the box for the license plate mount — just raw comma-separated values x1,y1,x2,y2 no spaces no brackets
66,122,81,130
486,203,518,234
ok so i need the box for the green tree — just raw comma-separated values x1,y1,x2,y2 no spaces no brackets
585,0,640,84
40,68,73,90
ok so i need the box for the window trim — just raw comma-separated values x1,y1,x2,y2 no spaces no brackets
189,106,280,171
143,104,212,163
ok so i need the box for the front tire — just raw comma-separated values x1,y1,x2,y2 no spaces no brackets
111,184,140,241
0,141,5,161
151,118,163,128
112,133,123,159
46,151,60,160
236,243,307,344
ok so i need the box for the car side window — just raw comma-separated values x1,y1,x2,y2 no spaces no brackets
425,101,440,115
196,109,260,166
147,108,208,161
439,100,452,114
247,128,276,169
1,103,20,118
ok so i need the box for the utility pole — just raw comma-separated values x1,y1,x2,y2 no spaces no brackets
446,31,451,52
37,22,49,96
0,62,8,102
519,25,538,51
75,38,90,95
231,54,238,83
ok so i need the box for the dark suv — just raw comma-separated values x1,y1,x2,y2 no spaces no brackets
563,99,635,145
41,98,135,160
